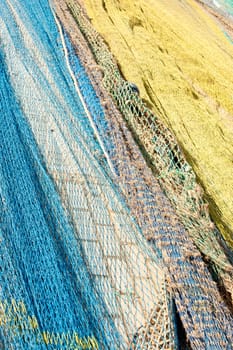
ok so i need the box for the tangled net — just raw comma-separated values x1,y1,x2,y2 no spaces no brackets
66,0,233,303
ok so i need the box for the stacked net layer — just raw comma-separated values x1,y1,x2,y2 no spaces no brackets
0,0,232,349
54,0,233,347
0,47,122,349
65,0,233,304
69,0,233,249
0,0,176,348
54,0,233,348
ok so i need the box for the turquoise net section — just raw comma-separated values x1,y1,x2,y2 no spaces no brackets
0,0,176,348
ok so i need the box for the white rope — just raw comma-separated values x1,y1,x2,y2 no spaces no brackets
49,1,117,177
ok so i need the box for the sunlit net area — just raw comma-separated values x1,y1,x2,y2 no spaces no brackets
0,0,233,349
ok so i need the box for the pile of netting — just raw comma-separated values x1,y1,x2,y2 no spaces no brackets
0,0,233,349
0,1,176,349
66,0,233,303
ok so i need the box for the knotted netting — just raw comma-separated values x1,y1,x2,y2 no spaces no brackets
0,49,121,349
0,0,177,348
0,0,233,349
52,3,233,348
66,0,233,303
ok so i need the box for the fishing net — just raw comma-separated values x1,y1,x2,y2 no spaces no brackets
0,0,176,348
0,0,233,349
0,50,121,349
66,0,233,303
54,0,233,347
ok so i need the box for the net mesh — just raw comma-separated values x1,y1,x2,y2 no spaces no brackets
53,0,233,346
66,0,233,303
0,0,176,348
0,0,233,349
